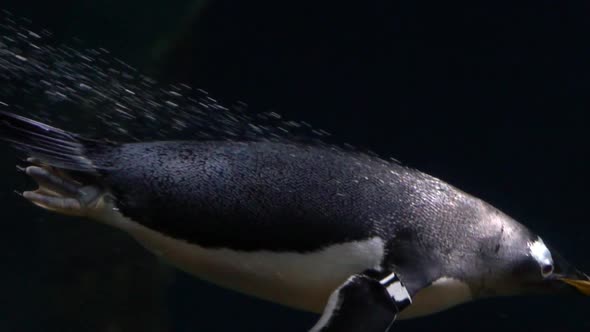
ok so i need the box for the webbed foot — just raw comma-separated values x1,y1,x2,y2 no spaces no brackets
20,159,104,217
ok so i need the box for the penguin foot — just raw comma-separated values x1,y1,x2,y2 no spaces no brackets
21,161,103,217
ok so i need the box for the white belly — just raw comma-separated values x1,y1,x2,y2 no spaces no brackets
96,204,472,318
100,206,386,312
397,277,472,319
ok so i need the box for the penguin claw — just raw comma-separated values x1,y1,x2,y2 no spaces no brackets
25,166,81,196
23,190,82,212
20,163,103,217
22,186,102,217
26,157,43,165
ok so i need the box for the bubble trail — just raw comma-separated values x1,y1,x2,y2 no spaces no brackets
0,11,333,145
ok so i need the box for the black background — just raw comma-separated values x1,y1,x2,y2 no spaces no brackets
0,1,588,331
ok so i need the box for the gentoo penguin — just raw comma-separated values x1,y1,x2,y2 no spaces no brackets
0,110,588,331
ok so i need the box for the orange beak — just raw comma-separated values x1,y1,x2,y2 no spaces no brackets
560,278,590,296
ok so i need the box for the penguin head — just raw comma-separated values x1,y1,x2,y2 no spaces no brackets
497,235,590,297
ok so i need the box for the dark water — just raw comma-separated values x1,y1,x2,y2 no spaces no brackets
0,1,588,331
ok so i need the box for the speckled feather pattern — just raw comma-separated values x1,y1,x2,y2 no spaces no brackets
85,140,534,294
0,109,538,299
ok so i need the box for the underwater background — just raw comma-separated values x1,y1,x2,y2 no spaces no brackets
0,1,588,331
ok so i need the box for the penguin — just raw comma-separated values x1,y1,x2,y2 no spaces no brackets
0,110,588,332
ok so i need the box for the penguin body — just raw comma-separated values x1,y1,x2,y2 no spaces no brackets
93,140,487,317
1,111,588,331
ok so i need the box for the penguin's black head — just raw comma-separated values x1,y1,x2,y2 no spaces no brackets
509,236,590,297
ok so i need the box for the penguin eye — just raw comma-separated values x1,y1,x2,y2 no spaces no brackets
541,264,554,277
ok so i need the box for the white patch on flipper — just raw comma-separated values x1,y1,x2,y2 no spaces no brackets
95,201,385,312
309,280,345,332
398,277,472,319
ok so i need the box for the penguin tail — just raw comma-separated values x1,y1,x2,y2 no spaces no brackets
0,111,113,172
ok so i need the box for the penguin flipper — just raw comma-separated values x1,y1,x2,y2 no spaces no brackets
309,271,411,332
